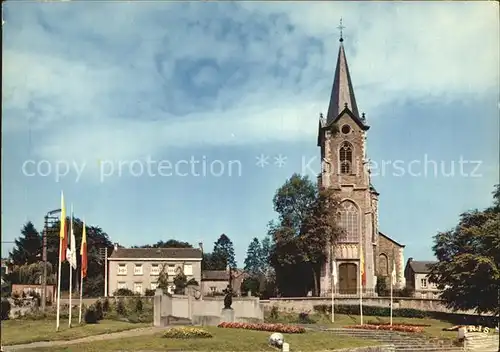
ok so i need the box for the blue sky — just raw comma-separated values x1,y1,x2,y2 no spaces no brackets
2,2,499,266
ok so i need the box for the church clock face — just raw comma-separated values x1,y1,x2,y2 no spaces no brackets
341,124,351,134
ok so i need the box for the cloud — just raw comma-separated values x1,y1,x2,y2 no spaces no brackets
2,1,498,176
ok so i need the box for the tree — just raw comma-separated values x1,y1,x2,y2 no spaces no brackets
268,174,343,296
244,238,262,275
202,252,215,270
210,234,236,270
173,272,187,294
156,264,170,292
9,222,42,265
132,240,193,248
8,218,113,296
428,185,500,317
260,236,272,274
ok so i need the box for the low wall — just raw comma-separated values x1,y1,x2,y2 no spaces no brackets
261,297,479,315
154,289,264,327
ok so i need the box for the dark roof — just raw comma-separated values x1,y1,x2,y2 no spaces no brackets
408,260,437,274
202,270,229,281
379,232,405,248
109,247,202,259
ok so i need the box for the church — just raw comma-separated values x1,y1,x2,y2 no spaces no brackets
317,30,406,296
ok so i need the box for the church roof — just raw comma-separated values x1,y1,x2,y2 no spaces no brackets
326,39,360,124
379,232,405,248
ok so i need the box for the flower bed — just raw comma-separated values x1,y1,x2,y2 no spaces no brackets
344,324,424,333
218,322,305,333
163,327,213,339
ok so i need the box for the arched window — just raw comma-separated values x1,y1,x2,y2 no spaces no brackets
378,254,389,277
339,142,353,174
338,201,359,243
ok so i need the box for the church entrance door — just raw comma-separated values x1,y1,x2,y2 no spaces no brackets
339,263,357,294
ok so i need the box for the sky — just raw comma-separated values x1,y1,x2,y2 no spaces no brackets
2,1,499,266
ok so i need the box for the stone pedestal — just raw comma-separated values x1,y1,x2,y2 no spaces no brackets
220,308,235,323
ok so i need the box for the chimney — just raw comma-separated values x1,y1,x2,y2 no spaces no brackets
198,242,204,254
408,257,413,262
114,243,119,251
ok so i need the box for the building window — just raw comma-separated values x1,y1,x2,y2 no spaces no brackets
134,264,143,276
378,254,389,276
339,142,353,174
167,265,176,276
183,264,193,276
420,292,427,299
118,282,127,289
150,264,160,276
210,287,216,292
151,282,158,290
134,282,143,294
117,264,127,275
420,278,427,288
338,201,359,242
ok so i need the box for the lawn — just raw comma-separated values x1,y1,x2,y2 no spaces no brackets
0,318,150,346
23,326,379,351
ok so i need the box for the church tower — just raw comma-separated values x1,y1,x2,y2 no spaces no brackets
318,24,379,296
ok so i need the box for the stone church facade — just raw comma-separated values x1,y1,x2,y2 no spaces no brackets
317,35,405,296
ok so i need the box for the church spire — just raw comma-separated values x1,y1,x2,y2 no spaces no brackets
326,19,360,124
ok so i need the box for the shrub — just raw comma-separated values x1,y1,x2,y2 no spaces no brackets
144,289,155,296
94,300,104,320
115,299,126,316
163,327,212,339
135,298,143,313
127,313,140,323
1,299,11,320
84,307,98,324
218,322,305,333
375,277,388,296
269,306,279,320
102,298,110,313
298,312,314,324
113,288,135,296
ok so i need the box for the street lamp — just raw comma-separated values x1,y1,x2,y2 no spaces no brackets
41,208,61,312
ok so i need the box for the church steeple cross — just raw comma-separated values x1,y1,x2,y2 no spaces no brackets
337,18,345,42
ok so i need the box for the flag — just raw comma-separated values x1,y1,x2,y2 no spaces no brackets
360,244,366,286
59,192,68,262
66,210,77,269
391,260,397,286
80,222,88,278
332,259,338,286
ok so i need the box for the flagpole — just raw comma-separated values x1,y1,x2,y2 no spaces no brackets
359,243,363,326
330,246,334,323
56,236,62,331
68,205,73,327
390,273,393,326
79,270,84,324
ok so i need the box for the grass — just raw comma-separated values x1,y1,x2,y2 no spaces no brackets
0,318,150,346
270,312,463,340
23,326,379,351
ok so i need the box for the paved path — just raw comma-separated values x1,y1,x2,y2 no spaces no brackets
2,326,166,351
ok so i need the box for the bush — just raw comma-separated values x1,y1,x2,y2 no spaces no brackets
1,299,11,320
375,277,388,296
269,306,279,320
163,327,212,339
144,289,155,296
115,299,126,316
113,288,135,296
127,313,140,323
135,298,143,313
102,298,110,313
297,312,314,324
84,307,98,324
94,300,104,320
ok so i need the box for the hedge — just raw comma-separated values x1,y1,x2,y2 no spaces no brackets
312,304,499,327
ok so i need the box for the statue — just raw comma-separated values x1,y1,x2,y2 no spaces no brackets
223,284,233,309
